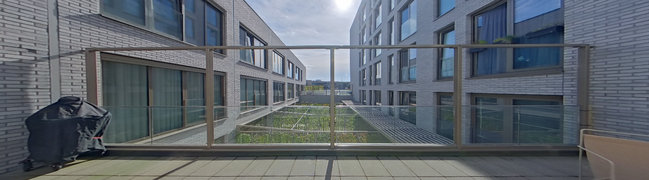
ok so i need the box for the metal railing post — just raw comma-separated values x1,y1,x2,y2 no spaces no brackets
453,46,463,148
205,49,215,148
329,48,336,149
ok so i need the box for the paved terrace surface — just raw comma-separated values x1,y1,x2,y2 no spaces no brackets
343,101,454,144
3,156,592,179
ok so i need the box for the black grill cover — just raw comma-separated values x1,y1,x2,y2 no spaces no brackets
25,96,111,163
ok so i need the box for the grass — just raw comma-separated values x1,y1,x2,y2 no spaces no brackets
234,106,390,143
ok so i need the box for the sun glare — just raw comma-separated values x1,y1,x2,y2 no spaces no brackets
334,0,352,12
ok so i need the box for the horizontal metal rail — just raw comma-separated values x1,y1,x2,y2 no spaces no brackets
86,44,591,51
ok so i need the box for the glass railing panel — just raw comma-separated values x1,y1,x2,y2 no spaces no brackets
103,106,151,144
463,105,579,145
338,106,455,145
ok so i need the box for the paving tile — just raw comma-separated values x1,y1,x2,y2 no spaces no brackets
240,157,276,176
138,157,194,176
288,176,314,180
398,156,441,177
261,177,289,180
357,156,390,177
169,157,215,176
439,157,489,176
367,177,394,180
315,156,339,177
190,157,235,177
377,156,415,177
290,156,316,176
458,157,518,177
215,157,256,177
418,157,467,177
265,156,296,176
336,156,365,177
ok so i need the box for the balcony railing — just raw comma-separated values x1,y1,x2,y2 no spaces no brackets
86,44,591,151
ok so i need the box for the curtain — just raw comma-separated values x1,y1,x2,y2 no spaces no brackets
101,61,149,143
151,68,183,134
476,4,507,75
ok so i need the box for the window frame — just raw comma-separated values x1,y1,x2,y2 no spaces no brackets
470,0,564,77
399,0,417,41
239,26,268,69
470,93,563,144
437,0,455,17
437,25,455,80
399,47,416,83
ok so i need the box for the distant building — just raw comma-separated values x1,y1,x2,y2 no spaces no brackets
306,80,351,90
350,0,649,143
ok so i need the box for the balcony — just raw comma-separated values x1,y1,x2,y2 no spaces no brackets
8,44,608,178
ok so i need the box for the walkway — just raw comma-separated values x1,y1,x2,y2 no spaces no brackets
343,101,453,144
3,156,591,179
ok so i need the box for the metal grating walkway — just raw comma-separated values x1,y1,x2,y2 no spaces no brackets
343,101,454,144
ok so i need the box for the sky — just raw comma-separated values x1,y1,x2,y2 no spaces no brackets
246,0,362,82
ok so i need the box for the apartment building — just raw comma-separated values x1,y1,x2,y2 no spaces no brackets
0,0,305,173
350,0,649,144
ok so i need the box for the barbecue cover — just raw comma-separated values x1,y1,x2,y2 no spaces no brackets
25,96,111,163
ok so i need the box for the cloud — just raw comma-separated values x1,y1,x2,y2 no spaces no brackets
246,0,361,81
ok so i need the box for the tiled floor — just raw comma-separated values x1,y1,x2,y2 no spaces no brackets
3,156,592,180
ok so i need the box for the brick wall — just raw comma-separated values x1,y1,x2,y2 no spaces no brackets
565,0,649,135
0,0,51,174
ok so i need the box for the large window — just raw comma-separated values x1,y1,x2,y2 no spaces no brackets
374,90,382,105
374,62,382,85
361,69,367,86
271,51,285,75
439,27,455,79
438,0,455,16
374,32,382,56
472,94,563,144
400,0,417,40
101,59,225,143
287,61,294,79
437,94,454,140
388,19,395,45
273,82,285,103
374,3,382,29
473,0,563,76
287,83,295,99
240,77,267,111
240,27,267,69
399,91,416,124
399,48,416,82
102,0,223,47
295,67,302,81
388,55,395,84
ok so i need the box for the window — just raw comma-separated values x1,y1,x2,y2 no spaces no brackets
369,65,374,86
361,69,367,86
437,93,454,140
472,94,563,144
101,59,225,143
388,55,394,84
240,77,267,111
287,61,294,79
388,19,395,45
399,91,416,124
361,27,367,43
375,3,382,29
399,48,416,82
388,91,394,105
273,82,285,103
390,0,395,10
374,62,382,85
363,49,369,64
271,51,285,75
400,0,417,40
205,4,223,49
439,27,455,79
374,90,382,105
374,32,382,56
101,0,145,25
438,0,455,16
240,27,267,69
101,0,222,46
287,83,295,99
295,67,301,80
361,90,367,105
473,0,563,76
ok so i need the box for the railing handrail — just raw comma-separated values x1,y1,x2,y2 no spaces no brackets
86,44,592,51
